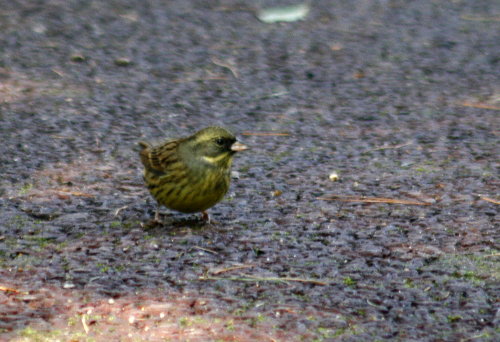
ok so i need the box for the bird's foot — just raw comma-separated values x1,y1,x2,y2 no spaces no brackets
142,208,164,229
201,211,219,225
201,211,210,223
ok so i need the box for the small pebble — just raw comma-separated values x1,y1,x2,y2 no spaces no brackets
329,172,339,181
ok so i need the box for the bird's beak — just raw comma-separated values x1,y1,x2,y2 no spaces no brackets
231,141,248,152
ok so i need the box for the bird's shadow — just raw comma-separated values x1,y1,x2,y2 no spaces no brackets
142,213,220,235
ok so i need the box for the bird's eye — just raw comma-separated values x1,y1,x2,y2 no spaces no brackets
215,138,225,146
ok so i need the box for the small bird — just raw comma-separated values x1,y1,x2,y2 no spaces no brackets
139,126,247,222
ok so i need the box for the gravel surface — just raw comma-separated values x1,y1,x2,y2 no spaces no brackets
1,1,498,341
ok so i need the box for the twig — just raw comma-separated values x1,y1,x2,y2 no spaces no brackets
318,195,432,206
55,189,94,198
114,205,128,217
484,253,500,258
210,264,256,275
258,91,289,99
478,196,500,205
82,314,90,334
51,68,65,77
460,15,500,22
50,134,76,140
400,191,436,204
211,57,239,78
0,285,25,294
192,246,219,255
199,275,328,286
367,141,413,152
458,101,500,110
241,132,290,136
173,75,228,83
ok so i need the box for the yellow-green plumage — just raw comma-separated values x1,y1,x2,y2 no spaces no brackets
139,126,246,216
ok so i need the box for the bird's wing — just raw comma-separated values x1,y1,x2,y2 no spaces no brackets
139,140,179,174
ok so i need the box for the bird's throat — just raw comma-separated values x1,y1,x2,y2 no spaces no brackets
201,153,232,167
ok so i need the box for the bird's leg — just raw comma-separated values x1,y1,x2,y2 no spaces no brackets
154,204,161,222
201,211,218,224
201,211,210,223
143,204,163,229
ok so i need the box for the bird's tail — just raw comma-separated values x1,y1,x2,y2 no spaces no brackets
138,141,151,150
138,141,153,169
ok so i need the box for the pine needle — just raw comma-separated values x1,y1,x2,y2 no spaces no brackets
192,246,219,255
479,196,500,205
0,285,24,293
199,275,328,286
210,264,256,275
241,132,290,136
368,141,413,152
318,195,431,206
458,101,500,110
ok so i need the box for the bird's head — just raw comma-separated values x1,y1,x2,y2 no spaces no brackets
181,126,247,169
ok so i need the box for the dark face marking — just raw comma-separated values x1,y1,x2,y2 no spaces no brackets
213,136,237,153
